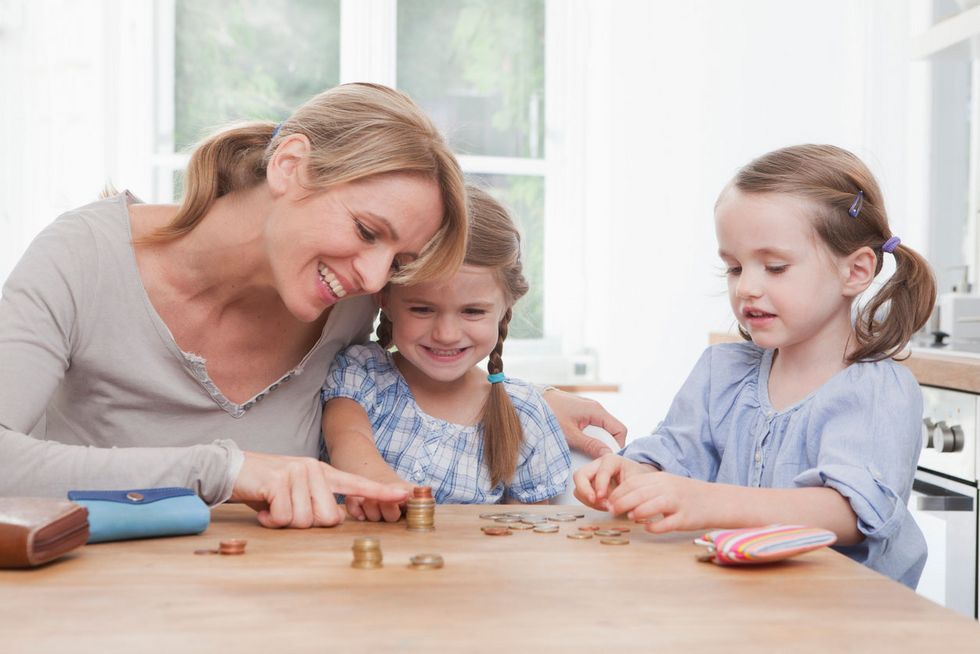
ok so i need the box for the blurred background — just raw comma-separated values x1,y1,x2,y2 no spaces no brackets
0,0,975,437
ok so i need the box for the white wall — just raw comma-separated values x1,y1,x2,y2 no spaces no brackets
579,0,917,438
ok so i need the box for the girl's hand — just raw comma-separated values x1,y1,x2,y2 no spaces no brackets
346,481,415,523
230,451,410,528
542,389,628,458
607,472,720,534
572,454,655,509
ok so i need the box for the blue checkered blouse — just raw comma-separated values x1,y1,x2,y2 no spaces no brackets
622,342,927,588
322,343,571,504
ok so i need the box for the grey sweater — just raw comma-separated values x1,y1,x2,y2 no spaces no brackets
0,193,375,504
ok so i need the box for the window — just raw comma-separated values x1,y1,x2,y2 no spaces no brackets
157,1,595,378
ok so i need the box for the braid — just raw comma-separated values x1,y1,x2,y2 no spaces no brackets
375,312,394,350
487,309,511,375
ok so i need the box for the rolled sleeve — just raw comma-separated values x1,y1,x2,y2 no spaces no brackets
321,344,381,407
793,363,926,587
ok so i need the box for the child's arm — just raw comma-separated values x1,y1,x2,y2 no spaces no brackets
322,398,414,522
598,459,861,545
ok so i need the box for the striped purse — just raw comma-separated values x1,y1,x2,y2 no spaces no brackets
694,524,837,565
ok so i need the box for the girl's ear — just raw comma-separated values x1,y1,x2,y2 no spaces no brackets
841,246,877,297
266,133,312,196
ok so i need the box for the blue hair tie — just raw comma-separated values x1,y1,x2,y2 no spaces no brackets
881,236,901,253
271,122,283,139
487,372,506,384
848,190,864,218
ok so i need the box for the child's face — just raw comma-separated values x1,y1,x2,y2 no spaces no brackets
715,189,852,352
382,265,508,384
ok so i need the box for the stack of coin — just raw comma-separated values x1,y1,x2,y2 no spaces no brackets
406,486,435,532
409,553,444,570
219,539,247,555
351,537,383,569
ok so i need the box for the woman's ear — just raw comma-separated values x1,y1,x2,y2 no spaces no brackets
266,133,312,196
841,246,877,297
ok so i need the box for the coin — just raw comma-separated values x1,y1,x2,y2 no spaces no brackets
554,512,581,520
494,516,522,524
520,517,548,525
479,512,506,520
578,525,600,532
481,526,512,536
600,537,630,546
612,527,632,534
508,522,535,530
194,549,219,555
533,524,560,533
409,553,444,570
594,529,620,537
547,515,577,522
567,532,593,540
219,539,247,555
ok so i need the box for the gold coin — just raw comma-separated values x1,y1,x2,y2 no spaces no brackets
533,524,560,533
600,537,630,546
566,532,593,540
409,553,444,569
594,529,620,537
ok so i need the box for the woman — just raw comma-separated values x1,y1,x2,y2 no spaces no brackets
0,83,624,528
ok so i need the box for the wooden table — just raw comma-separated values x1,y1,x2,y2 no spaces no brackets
2,505,978,652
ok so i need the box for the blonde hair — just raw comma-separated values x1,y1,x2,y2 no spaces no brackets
145,83,467,284
377,187,529,486
726,144,936,362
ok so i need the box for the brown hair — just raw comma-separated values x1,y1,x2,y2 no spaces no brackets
726,144,936,362
144,83,467,284
377,187,529,486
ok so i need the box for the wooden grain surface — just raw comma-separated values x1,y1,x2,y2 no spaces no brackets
1,504,977,653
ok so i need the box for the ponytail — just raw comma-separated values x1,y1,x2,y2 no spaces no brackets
141,122,275,243
851,243,936,362
481,308,523,487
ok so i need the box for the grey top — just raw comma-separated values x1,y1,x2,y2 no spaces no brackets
0,193,376,504
622,342,926,588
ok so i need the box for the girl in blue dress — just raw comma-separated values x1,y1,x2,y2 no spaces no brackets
322,187,571,521
574,144,936,587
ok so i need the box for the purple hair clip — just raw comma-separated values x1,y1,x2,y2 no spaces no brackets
881,236,901,253
848,190,864,218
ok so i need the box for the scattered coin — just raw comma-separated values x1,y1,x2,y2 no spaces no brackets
567,532,593,540
533,524,560,533
508,522,535,530
612,527,632,534
600,537,630,546
520,517,549,525
219,539,247,555
480,512,506,520
554,512,581,520
578,525,600,532
594,529,621,537
409,553,444,570
547,515,577,522
494,516,522,524
481,526,513,536
194,548,219,555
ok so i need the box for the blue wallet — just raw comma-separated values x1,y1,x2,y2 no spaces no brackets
66,487,210,543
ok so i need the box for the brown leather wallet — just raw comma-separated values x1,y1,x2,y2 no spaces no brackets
0,498,90,568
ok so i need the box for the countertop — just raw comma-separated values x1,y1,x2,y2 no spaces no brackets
2,504,977,652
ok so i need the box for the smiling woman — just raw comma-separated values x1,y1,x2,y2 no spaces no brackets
0,83,468,528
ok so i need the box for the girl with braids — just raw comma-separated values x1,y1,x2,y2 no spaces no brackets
575,144,936,588
322,187,571,519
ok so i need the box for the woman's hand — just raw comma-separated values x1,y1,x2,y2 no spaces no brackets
572,453,654,509
542,389,627,458
345,480,416,523
230,451,410,528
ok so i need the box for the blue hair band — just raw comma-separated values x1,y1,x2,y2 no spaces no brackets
487,372,506,384
271,122,283,139
881,236,901,253
848,190,864,218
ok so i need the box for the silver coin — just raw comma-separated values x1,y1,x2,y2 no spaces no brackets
479,512,506,520
533,524,560,533
494,516,522,524
594,529,621,537
547,515,577,522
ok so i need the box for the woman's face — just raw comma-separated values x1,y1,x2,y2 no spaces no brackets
268,173,444,323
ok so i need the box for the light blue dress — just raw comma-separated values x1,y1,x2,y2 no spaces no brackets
322,343,571,504
622,342,926,588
